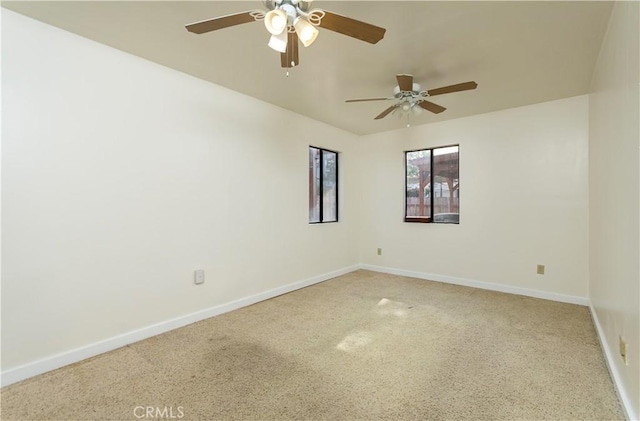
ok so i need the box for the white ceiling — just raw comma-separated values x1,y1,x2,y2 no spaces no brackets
2,1,613,135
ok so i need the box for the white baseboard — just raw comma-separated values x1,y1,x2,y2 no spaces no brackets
358,264,589,306
589,304,637,421
1,265,359,387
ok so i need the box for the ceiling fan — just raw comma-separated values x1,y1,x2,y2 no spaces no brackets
346,74,478,125
185,0,386,69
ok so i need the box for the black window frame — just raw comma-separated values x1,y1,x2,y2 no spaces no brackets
309,146,339,224
404,144,459,224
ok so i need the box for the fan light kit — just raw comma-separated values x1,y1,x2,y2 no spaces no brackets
264,4,320,51
186,0,386,70
346,74,478,127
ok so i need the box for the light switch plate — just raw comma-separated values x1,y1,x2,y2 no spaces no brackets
194,269,205,285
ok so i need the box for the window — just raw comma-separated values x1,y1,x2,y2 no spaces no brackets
309,147,338,223
405,145,459,223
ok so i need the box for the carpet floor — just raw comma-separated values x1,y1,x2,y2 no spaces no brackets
1,270,625,420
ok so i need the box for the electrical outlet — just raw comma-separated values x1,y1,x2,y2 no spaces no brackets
536,264,545,275
619,335,627,365
377,248,382,256
194,269,205,285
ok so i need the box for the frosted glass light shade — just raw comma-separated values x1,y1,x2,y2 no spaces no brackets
268,30,288,53
294,17,319,47
265,9,288,35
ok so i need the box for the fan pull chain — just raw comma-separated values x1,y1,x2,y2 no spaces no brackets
286,62,295,77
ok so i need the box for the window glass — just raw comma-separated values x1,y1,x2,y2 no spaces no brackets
405,145,459,224
406,149,431,220
322,151,338,222
432,146,459,223
309,147,321,223
309,147,338,223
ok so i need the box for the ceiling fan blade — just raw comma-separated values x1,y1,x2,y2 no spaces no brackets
396,74,414,92
185,11,256,34
318,11,386,44
281,32,299,68
374,105,399,120
427,81,478,97
346,97,393,103
418,100,446,114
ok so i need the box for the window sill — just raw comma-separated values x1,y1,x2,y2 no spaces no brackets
404,217,432,223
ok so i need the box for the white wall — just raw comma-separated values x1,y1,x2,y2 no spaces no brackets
356,95,590,301
589,1,640,419
1,10,359,373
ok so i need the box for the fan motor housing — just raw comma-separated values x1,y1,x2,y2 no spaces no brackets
393,83,422,98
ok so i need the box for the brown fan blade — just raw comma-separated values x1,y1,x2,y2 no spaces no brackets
318,11,386,44
418,100,446,114
186,12,256,34
396,74,414,92
345,97,392,103
374,105,399,120
281,32,300,68
427,81,478,97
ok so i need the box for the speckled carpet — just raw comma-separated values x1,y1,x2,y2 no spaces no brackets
1,270,624,420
